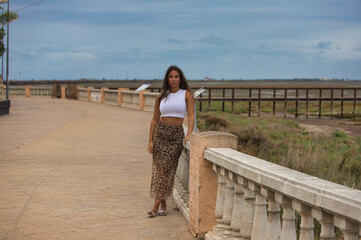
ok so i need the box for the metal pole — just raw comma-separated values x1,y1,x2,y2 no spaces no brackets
5,0,9,100
1,7,3,79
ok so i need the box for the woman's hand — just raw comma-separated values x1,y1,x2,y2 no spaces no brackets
184,135,191,144
148,142,153,155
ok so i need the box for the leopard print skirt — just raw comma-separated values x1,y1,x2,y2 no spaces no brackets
150,121,184,200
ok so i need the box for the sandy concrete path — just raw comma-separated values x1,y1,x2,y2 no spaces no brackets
0,97,193,240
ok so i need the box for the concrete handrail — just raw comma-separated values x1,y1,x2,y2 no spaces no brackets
89,89,101,103
121,90,141,109
143,92,159,111
9,86,26,96
78,88,88,101
203,147,361,240
30,87,52,96
103,89,118,105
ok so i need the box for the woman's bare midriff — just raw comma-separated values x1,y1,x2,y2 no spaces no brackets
160,117,184,126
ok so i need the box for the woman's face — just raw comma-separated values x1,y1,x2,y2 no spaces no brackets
168,70,180,89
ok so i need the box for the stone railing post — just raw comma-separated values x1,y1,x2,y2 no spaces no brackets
334,216,359,240
249,183,267,240
189,131,238,239
87,87,93,102
230,172,244,238
76,86,80,100
117,88,129,106
139,90,145,110
276,194,297,240
25,86,31,98
61,86,66,99
213,165,227,235
222,173,235,237
261,189,281,240
239,177,255,240
293,201,314,240
311,210,335,240
101,87,108,104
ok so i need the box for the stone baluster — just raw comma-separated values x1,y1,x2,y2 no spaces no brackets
293,201,314,240
222,173,235,238
334,216,359,240
311,209,335,240
238,176,255,240
261,188,281,240
213,165,227,235
275,194,296,240
230,172,244,239
249,183,267,240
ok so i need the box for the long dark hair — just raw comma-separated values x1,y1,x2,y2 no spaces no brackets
160,65,191,101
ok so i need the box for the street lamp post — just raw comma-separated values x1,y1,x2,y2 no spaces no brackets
0,1,7,84
0,6,3,79
0,0,8,99
6,0,9,100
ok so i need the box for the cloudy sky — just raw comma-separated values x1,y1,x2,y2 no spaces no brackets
7,0,361,80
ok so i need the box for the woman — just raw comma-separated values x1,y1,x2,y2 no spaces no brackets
147,65,195,217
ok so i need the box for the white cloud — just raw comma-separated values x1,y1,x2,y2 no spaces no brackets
47,51,95,61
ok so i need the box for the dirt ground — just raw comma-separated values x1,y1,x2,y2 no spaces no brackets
294,118,361,137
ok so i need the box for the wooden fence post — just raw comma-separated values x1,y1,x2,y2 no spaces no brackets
319,89,322,119
258,88,261,117
295,89,299,118
353,89,356,119
283,89,287,118
231,89,234,114
248,89,252,117
208,88,212,112
306,89,309,119
341,89,344,118
273,89,276,116
222,88,225,112
331,89,334,119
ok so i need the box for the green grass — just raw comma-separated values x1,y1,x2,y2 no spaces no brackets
197,112,361,190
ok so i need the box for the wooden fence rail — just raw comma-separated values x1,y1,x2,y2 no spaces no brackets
149,87,361,119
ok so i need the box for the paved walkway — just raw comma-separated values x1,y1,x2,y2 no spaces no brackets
0,97,194,240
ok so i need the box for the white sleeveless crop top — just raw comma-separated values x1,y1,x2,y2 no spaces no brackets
159,89,187,119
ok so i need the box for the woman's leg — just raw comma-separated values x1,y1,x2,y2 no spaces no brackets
160,199,167,211
152,198,162,212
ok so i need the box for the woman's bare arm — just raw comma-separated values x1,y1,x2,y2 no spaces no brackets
184,90,195,143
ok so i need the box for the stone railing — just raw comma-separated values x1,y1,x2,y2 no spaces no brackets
143,92,159,111
121,90,141,109
89,89,101,103
8,86,155,112
78,88,88,101
173,126,191,222
176,131,361,240
9,86,26,96
30,87,52,96
104,89,118,105
199,146,361,240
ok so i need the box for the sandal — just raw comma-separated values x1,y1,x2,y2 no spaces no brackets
147,209,157,218
157,209,167,216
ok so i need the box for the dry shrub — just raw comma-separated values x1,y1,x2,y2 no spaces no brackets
201,114,229,131
230,126,273,158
